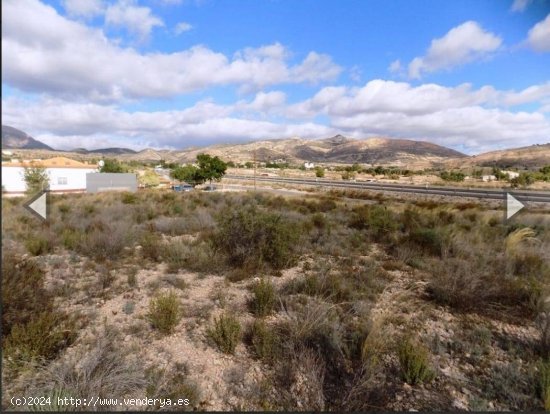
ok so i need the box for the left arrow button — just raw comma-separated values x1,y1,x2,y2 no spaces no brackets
23,190,48,221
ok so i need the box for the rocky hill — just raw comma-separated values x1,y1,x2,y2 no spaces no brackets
131,135,467,169
445,143,550,170
2,125,54,151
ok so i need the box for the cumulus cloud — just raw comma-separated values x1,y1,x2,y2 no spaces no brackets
388,60,401,74
105,0,164,42
284,80,550,152
174,21,193,34
407,21,502,79
61,0,104,18
4,80,549,154
527,14,550,52
2,0,342,101
1,95,333,150
510,0,532,12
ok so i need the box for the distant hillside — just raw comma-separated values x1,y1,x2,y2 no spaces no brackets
84,147,137,155
2,125,54,151
138,135,467,168
445,143,550,169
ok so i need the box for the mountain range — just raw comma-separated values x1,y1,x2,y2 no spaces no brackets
2,125,548,169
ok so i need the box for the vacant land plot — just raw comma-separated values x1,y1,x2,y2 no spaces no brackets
2,190,549,411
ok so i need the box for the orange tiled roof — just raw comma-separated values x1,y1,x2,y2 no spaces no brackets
2,156,96,169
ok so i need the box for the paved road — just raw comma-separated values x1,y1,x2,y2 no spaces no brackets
225,175,550,204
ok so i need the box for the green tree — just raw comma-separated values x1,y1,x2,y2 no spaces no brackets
315,166,325,178
99,159,126,173
440,171,465,182
510,172,535,188
196,153,227,188
23,166,49,194
170,165,203,186
492,166,507,181
139,170,161,187
342,171,356,180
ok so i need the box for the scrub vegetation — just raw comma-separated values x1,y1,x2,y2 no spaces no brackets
2,188,549,411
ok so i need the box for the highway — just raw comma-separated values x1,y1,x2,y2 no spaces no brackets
224,175,550,204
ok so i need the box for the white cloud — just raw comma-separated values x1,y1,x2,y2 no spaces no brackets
510,0,532,12
174,21,193,34
284,80,550,153
246,91,286,112
527,14,550,52
349,65,362,82
4,80,548,154
2,0,341,101
1,96,333,150
407,21,502,79
61,0,104,18
105,0,164,42
388,59,401,74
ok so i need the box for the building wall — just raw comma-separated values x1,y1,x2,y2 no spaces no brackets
86,173,138,193
1,166,96,193
1,167,26,192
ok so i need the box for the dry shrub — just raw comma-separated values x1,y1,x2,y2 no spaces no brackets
426,257,537,316
16,329,146,411
540,360,550,410
140,230,164,262
282,347,326,411
250,278,277,317
2,252,51,335
147,290,182,334
505,227,539,254
145,365,201,411
348,205,398,242
211,205,301,272
249,319,281,362
397,338,435,385
164,239,222,274
208,313,242,354
77,220,135,261
3,311,77,366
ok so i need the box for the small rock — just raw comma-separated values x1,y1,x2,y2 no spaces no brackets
403,383,413,392
124,335,131,342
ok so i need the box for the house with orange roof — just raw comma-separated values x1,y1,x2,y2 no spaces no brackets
2,156,98,194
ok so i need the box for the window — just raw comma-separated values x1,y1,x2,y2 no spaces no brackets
57,177,68,185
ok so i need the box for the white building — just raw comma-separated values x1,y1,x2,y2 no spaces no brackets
481,175,497,182
502,170,520,179
2,156,97,194
304,162,315,170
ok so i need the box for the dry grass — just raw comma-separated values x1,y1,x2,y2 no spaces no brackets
2,188,549,411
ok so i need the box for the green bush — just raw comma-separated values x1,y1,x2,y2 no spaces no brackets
540,360,550,410
212,206,300,271
121,192,138,204
406,227,444,257
147,291,182,334
250,319,280,362
349,205,398,242
440,171,465,182
208,313,241,354
140,231,163,262
2,253,51,336
250,278,277,317
397,339,435,385
3,311,77,364
25,236,53,256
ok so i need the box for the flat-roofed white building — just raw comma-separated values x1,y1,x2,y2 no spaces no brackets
1,156,98,195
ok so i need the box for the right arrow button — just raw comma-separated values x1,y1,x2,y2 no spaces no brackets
506,193,524,220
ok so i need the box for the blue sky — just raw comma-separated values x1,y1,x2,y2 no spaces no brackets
2,0,550,154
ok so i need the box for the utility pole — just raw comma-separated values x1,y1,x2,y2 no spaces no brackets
253,147,256,191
